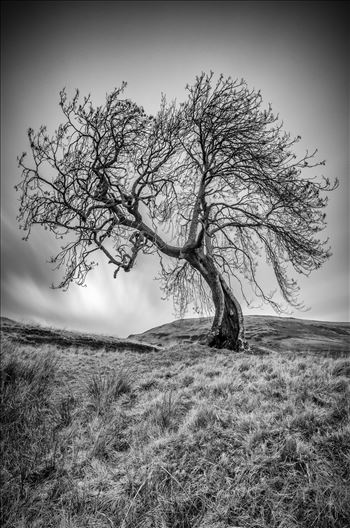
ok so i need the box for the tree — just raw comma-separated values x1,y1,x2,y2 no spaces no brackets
17,73,337,351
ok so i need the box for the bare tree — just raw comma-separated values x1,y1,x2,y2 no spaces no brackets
17,73,337,351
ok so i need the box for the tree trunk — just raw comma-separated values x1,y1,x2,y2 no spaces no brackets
207,272,246,351
186,250,247,352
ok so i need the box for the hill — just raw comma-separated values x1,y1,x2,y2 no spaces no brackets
0,316,161,353
129,314,350,355
2,314,349,355
1,315,350,527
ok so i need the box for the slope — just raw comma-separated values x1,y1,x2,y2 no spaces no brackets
129,314,350,355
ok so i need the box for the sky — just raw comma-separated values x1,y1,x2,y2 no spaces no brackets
1,1,349,337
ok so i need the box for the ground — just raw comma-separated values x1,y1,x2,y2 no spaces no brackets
1,315,350,527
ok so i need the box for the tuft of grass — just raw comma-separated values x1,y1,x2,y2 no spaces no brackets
186,403,219,431
85,369,132,414
89,413,131,460
142,391,192,435
332,359,350,377
1,350,57,392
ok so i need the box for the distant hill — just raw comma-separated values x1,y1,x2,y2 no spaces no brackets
129,315,350,355
0,316,19,326
0,316,160,353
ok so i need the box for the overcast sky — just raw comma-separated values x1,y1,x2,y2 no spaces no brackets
1,1,349,337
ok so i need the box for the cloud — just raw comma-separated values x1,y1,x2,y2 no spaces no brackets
1,213,176,336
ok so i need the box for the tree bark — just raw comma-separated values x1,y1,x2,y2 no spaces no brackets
185,249,247,351
208,273,246,350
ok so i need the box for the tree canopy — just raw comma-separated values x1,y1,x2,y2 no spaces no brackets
17,72,337,349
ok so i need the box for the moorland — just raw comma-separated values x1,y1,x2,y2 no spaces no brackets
1,314,350,527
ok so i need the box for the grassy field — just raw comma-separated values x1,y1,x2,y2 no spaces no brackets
1,316,350,527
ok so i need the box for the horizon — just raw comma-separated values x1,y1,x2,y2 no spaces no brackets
2,312,349,341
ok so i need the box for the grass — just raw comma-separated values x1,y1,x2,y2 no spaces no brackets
1,336,350,527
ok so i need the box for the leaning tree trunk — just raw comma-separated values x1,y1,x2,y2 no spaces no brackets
209,273,246,350
205,271,246,351
186,250,247,351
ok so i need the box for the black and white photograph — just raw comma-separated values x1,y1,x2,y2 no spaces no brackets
1,1,349,526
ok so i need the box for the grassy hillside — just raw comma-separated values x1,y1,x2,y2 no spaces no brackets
0,317,161,353
1,316,350,527
129,315,350,355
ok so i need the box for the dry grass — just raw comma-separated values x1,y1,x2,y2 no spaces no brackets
1,331,350,527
